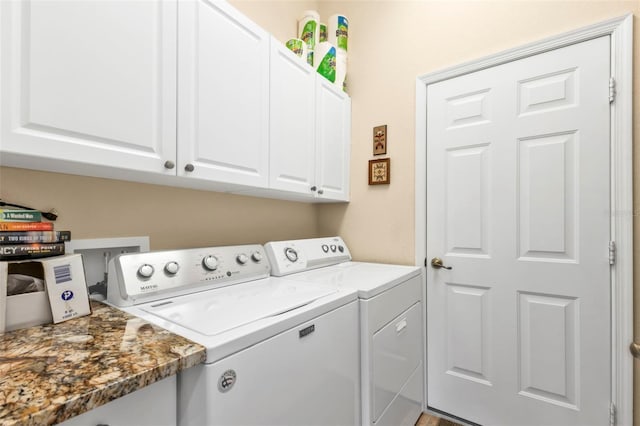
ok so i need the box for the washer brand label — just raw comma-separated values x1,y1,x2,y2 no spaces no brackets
218,369,236,393
139,284,158,292
299,324,315,338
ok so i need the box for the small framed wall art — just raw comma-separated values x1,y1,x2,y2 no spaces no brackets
368,158,390,185
373,125,387,155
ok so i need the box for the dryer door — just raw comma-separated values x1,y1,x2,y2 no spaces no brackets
372,302,422,421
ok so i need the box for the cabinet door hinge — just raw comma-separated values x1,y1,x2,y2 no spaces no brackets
609,241,616,265
609,402,616,426
609,77,616,103
424,257,427,268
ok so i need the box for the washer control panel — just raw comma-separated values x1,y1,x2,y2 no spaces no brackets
107,244,270,306
264,237,352,276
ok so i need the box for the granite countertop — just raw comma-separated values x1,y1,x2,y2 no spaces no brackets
0,300,206,426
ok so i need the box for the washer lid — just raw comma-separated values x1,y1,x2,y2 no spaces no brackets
140,278,337,336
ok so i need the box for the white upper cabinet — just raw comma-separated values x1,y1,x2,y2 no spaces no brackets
0,0,350,202
177,0,270,188
269,38,351,201
0,0,177,174
269,38,316,195
315,78,351,201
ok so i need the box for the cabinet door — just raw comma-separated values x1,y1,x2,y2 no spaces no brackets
178,0,270,187
0,0,177,174
59,376,176,426
269,38,316,195
315,78,351,201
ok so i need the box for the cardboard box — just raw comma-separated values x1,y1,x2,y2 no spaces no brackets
44,254,91,323
0,254,91,333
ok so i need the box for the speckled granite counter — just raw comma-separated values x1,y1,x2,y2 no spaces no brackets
0,300,206,426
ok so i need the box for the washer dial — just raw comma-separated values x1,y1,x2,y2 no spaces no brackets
236,254,249,265
284,247,298,263
137,264,155,279
202,255,219,271
251,252,263,262
164,261,180,275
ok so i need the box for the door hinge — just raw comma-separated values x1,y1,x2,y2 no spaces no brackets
609,77,616,103
609,402,616,426
609,241,616,265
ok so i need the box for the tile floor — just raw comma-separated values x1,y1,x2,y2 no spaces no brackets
415,412,462,426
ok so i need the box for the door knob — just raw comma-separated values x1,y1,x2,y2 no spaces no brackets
431,257,452,270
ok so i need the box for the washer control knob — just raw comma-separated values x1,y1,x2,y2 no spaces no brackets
137,264,155,279
338,245,344,253
330,245,337,252
321,244,329,253
202,255,219,271
251,252,263,262
236,254,249,265
284,247,298,263
164,261,179,275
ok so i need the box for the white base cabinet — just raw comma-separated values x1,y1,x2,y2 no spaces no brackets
59,376,176,426
0,0,350,203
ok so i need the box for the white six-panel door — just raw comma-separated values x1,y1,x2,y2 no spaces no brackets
426,36,611,425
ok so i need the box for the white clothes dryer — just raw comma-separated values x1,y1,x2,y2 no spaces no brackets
265,237,424,426
107,244,360,426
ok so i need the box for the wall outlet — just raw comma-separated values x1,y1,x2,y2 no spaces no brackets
65,236,150,300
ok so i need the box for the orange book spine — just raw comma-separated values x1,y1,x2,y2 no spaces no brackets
0,222,54,231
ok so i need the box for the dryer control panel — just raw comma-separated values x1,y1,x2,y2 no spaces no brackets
107,244,270,306
265,236,352,276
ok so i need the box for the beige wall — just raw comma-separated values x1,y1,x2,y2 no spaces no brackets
1,0,639,422
0,167,319,249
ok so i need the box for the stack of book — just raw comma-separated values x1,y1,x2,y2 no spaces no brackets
0,209,70,261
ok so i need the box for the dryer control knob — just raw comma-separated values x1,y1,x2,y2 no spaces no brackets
236,254,249,265
164,261,180,275
137,264,155,279
284,247,299,263
202,255,219,271
251,252,263,262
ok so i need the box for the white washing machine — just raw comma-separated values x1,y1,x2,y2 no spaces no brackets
265,236,424,426
107,244,360,426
